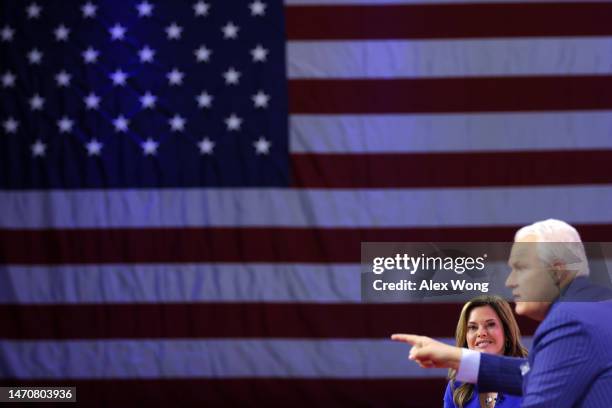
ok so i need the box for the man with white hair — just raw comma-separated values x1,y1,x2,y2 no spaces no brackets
392,219,612,407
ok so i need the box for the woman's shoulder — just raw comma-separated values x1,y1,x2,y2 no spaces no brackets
444,380,479,407
445,380,478,392
443,381,454,407
445,381,521,407
444,380,478,408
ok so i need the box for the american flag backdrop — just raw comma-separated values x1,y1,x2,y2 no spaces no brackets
1,0,612,406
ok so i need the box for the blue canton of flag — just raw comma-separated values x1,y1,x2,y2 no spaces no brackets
0,0,289,188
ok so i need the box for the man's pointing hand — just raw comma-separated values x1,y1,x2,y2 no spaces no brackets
391,334,462,370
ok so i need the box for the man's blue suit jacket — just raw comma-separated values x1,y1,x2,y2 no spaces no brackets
477,277,612,407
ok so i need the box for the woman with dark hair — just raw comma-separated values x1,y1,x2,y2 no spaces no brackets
444,295,527,408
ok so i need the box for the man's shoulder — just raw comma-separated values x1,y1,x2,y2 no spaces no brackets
535,299,612,343
549,299,612,324
560,277,612,302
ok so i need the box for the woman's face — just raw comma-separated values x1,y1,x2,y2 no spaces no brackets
466,305,505,355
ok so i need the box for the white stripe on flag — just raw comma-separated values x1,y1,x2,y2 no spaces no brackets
1,338,531,379
0,264,359,304
4,260,611,304
288,38,612,79
2,186,612,228
290,112,612,153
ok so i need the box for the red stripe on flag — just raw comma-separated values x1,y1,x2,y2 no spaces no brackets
2,225,612,264
286,3,612,40
0,378,448,407
0,303,539,339
291,151,612,188
289,76,612,114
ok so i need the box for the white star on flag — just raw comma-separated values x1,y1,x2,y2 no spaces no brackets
167,68,184,86
252,91,270,108
198,137,215,155
54,24,70,41
109,23,127,41
141,138,159,156
138,46,155,63
251,45,268,62
140,92,157,109
57,116,74,133
1,71,16,88
81,2,97,18
249,1,266,16
225,113,242,131
82,47,99,64
193,1,210,16
27,48,43,64
55,70,72,87
223,67,241,85
166,22,183,40
253,136,271,154
84,93,101,110
136,1,154,17
29,94,45,111
1,25,15,42
194,45,211,62
26,3,42,19
222,22,239,39
110,69,128,86
196,91,213,108
113,115,129,132
31,140,46,157
30,139,47,157
86,139,103,156
169,115,186,132
3,117,19,134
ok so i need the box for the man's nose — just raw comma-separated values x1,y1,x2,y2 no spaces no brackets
505,270,517,288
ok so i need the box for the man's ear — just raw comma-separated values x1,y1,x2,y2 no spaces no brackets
554,269,562,285
551,261,572,284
